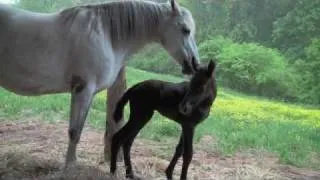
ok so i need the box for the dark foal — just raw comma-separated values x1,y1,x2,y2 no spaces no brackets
110,60,217,180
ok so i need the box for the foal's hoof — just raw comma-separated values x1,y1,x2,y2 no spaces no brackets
64,157,77,169
64,161,77,171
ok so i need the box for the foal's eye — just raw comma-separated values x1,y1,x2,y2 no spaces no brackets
182,27,191,35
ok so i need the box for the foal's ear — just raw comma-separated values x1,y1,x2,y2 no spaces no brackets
207,60,216,77
170,0,180,16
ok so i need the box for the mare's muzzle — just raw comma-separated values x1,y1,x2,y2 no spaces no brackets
182,56,200,75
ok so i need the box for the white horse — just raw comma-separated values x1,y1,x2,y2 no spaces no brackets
0,0,200,167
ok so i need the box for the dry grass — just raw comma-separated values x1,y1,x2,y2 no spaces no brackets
1,119,320,180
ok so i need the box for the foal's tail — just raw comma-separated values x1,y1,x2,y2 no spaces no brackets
113,88,133,123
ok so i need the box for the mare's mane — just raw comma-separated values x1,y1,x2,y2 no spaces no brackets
59,0,172,44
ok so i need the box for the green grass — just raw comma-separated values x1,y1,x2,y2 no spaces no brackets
0,67,320,169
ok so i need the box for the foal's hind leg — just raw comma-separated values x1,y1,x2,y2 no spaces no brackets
65,82,95,167
110,106,153,179
110,121,132,175
123,109,153,179
166,134,184,180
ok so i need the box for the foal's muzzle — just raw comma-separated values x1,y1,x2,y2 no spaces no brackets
179,101,193,115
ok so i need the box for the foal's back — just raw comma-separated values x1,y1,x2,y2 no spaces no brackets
127,79,188,110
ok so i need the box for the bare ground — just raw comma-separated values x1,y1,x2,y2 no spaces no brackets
1,119,320,180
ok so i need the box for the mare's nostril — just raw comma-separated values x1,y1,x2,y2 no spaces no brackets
182,60,193,75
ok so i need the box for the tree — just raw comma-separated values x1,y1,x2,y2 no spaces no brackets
186,0,230,42
296,39,320,104
272,0,320,59
227,0,296,45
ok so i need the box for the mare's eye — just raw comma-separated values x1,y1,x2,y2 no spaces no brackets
182,27,191,35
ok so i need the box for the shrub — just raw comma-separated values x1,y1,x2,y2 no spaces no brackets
127,44,182,76
198,36,234,60
199,36,298,99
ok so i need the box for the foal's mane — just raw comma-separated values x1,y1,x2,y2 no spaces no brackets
59,0,172,44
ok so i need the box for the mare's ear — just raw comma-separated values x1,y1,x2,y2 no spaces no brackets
207,60,216,77
170,0,180,16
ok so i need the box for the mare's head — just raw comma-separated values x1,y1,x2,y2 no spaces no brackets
179,60,217,115
159,0,200,74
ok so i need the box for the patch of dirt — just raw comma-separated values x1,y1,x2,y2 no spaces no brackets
1,119,320,180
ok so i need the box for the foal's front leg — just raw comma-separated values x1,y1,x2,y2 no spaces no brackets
166,134,184,180
65,83,95,167
180,125,194,180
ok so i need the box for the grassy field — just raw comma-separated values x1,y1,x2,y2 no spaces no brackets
0,67,319,169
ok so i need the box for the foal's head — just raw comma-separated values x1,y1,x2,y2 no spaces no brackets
179,60,217,115
159,0,200,74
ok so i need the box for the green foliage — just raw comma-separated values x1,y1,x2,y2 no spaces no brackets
127,44,182,77
198,36,233,59
199,36,298,99
272,0,320,59
185,0,231,42
1,67,319,169
227,0,296,45
188,0,319,104
295,39,320,104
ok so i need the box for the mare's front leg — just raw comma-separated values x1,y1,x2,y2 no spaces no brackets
65,80,95,167
180,125,194,180
166,134,184,180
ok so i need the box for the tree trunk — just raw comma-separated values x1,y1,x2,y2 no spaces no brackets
104,67,126,161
